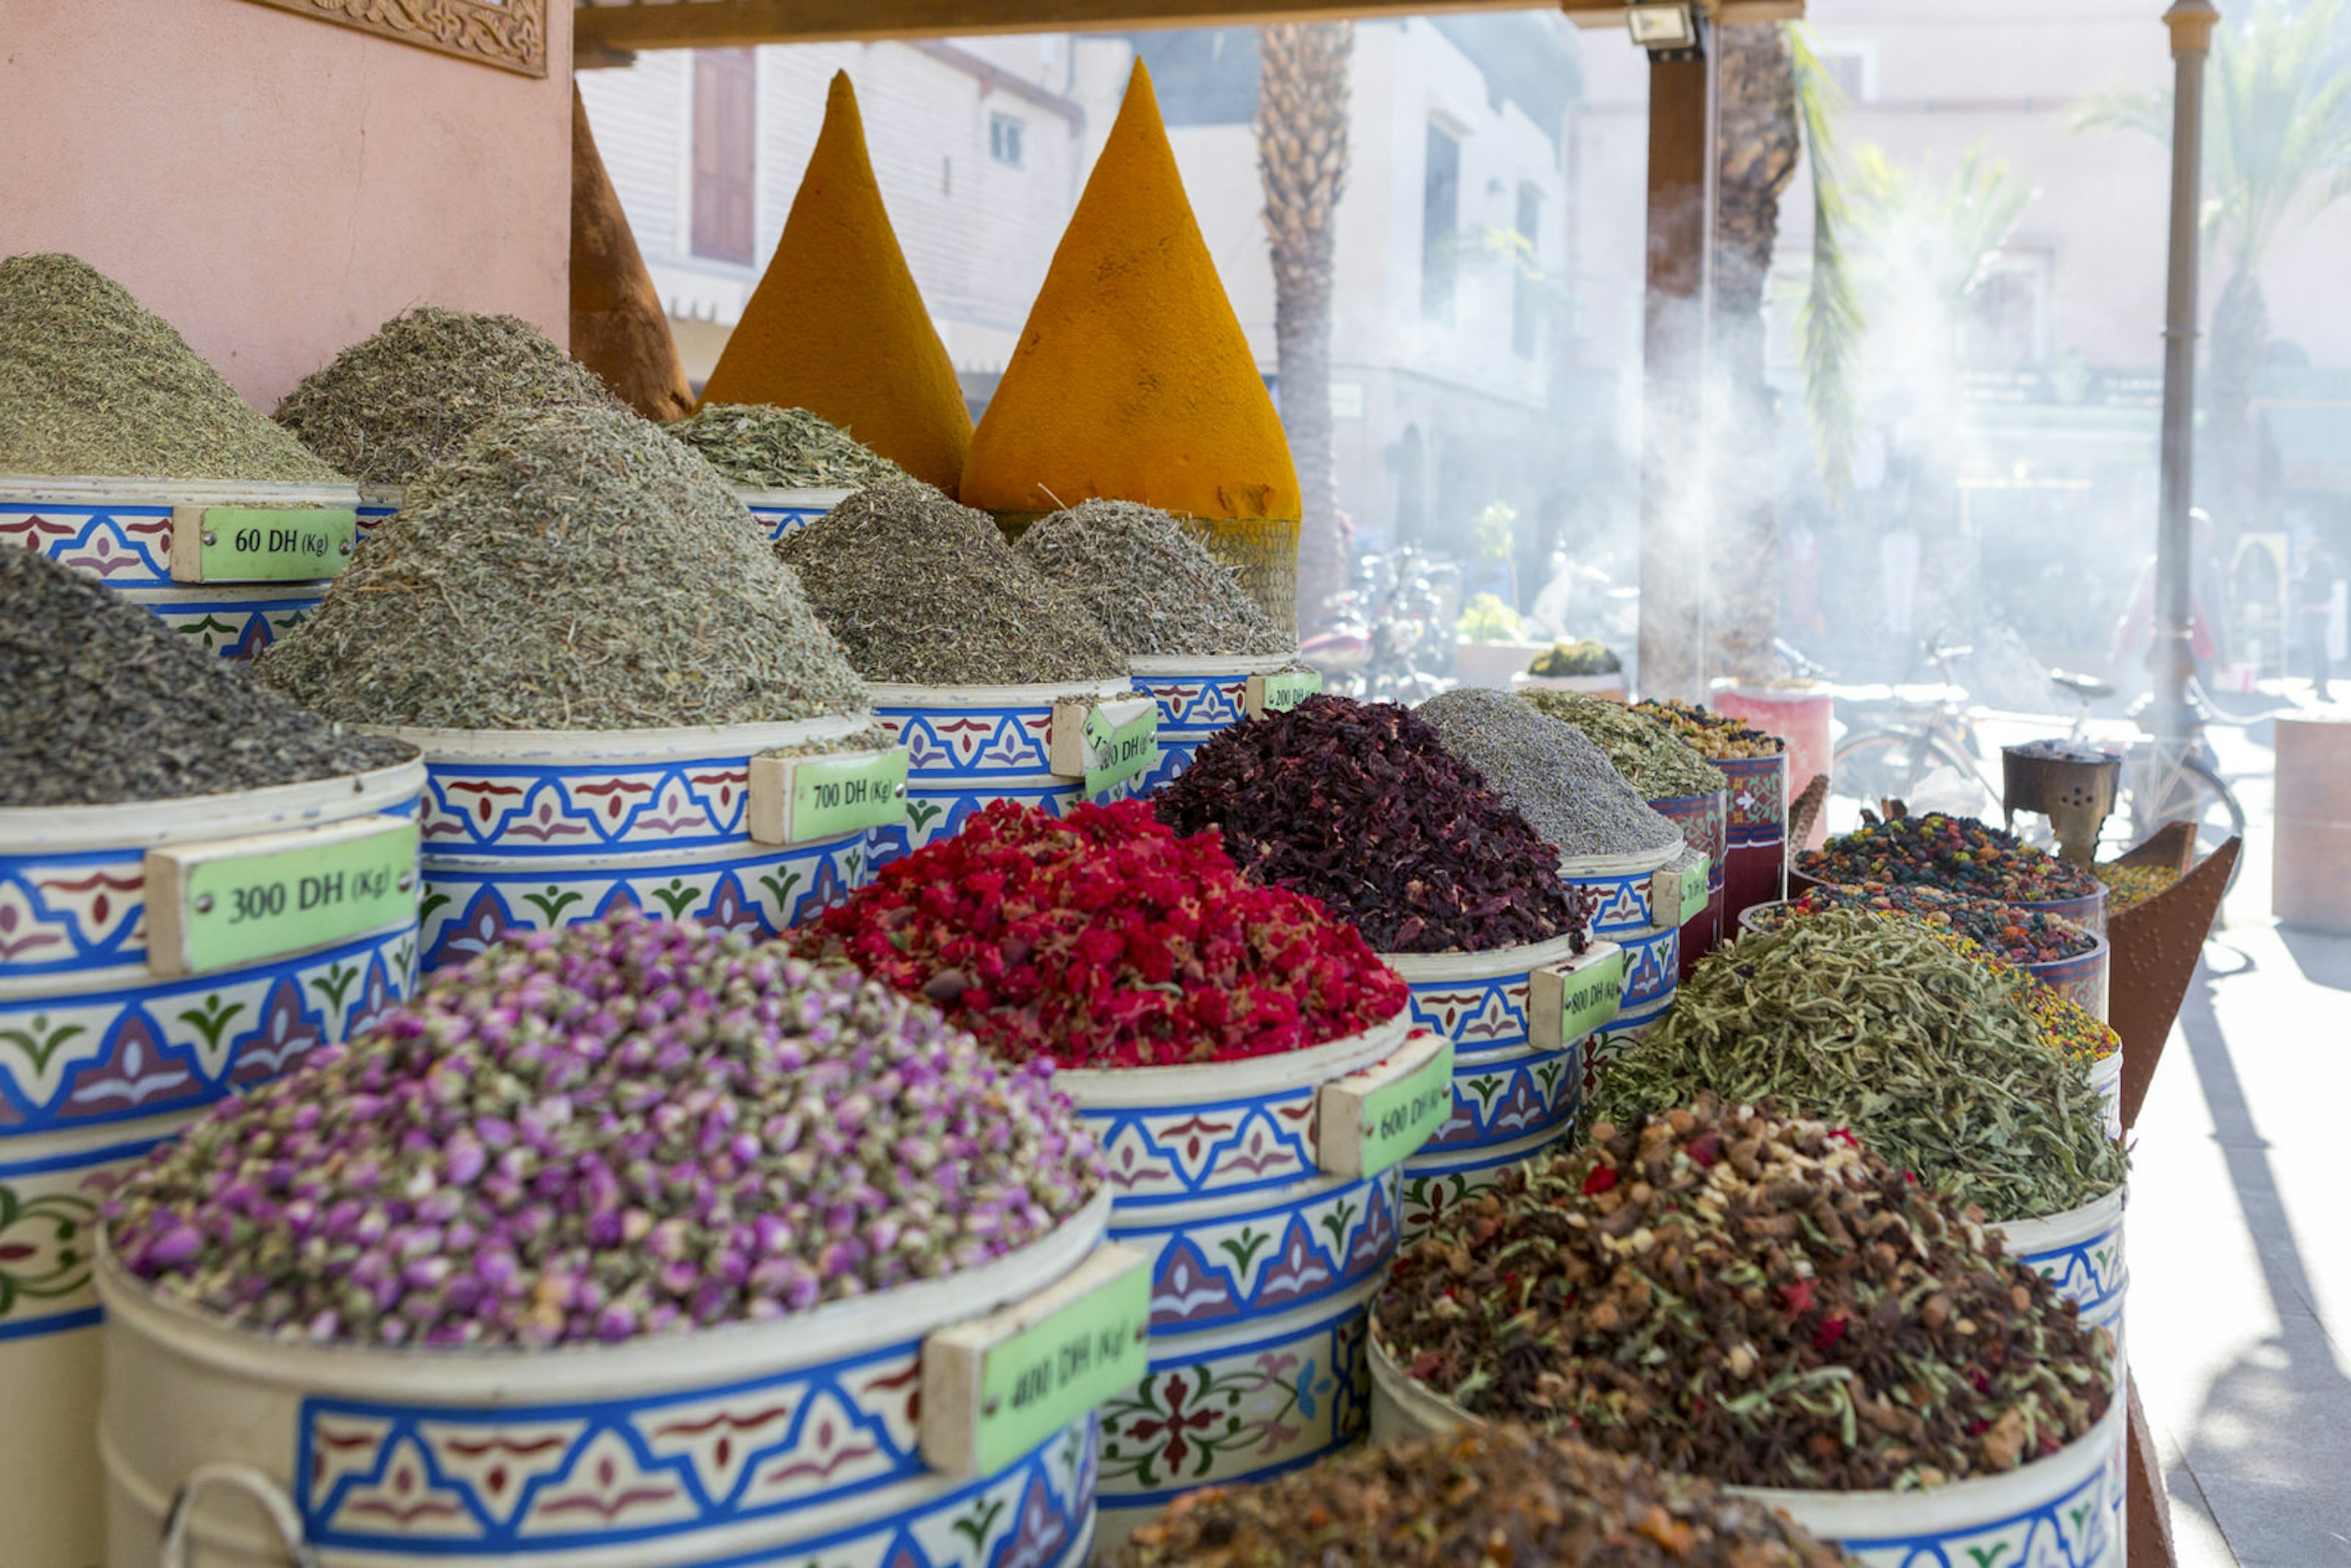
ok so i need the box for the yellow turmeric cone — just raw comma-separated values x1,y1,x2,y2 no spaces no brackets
698,72,972,495
961,61,1301,629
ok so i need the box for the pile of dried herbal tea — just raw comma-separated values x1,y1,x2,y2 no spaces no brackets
1915,925,2120,1069
1155,695,1594,954
1,548,411,807
666,403,909,491
1633,697,1786,760
1519,688,1727,800
1527,639,1621,677
1374,1096,2114,1491
272,307,625,486
1417,687,1684,860
1798,810,2102,903
1752,879,2098,964
795,798,1406,1068
107,914,1101,1348
2095,859,2179,913
1592,909,2126,1221
1014,499,1293,658
776,478,1128,686
254,406,867,730
1112,1424,1850,1568
0,253,348,484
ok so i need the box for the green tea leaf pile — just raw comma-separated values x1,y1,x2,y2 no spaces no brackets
1,548,410,807
0,253,347,484
273,307,626,485
1374,1097,2114,1491
777,478,1128,686
666,403,909,490
1014,499,1292,658
1592,909,2126,1221
1113,1425,1850,1568
255,405,867,730
1519,688,1728,799
106,915,1101,1348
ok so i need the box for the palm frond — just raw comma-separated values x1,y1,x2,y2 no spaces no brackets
1789,22,1863,510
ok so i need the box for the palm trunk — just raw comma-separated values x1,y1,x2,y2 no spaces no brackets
1710,24,1802,681
2205,269,2267,537
1256,23,1353,636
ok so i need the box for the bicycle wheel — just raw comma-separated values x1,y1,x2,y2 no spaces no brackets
2123,747,2248,893
1828,729,2000,839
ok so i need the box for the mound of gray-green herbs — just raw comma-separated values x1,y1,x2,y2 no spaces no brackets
1015,499,1292,658
667,403,909,491
1419,687,1682,859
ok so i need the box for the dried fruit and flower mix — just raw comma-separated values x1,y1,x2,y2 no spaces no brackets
1755,880,2098,964
1374,1097,2113,1491
795,798,1406,1069
1592,910,2126,1221
107,916,1100,1348
1113,1425,1850,1568
1417,687,1684,860
1632,698,1787,760
1518,688,1728,800
2095,860,2180,913
1799,811,2101,904
1154,695,1593,955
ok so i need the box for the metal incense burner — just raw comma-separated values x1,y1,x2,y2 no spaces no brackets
2002,739,2122,865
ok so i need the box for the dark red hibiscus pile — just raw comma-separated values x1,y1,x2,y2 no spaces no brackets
795,798,1408,1069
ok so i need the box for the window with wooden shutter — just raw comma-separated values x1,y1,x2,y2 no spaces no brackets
692,49,757,265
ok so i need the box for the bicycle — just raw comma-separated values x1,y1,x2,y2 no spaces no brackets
1818,640,2246,882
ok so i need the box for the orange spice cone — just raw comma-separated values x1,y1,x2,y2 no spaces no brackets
571,84,694,421
698,72,972,495
961,61,1301,627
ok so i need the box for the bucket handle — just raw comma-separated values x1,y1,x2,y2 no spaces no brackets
160,1463,317,1568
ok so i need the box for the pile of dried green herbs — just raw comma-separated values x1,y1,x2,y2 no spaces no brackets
1014,499,1292,658
272,307,624,486
665,403,908,491
777,478,1128,686
255,406,867,730
1,548,411,806
1113,1424,1851,1568
0,253,348,484
1592,909,2126,1221
1375,1096,2114,1492
1520,688,1728,800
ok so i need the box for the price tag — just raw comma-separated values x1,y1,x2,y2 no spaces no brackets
1244,668,1323,718
170,506,359,583
145,817,420,977
1528,942,1625,1046
748,748,909,845
1049,697,1160,796
1650,855,1711,928
920,1244,1153,1476
1318,1032,1455,1179
1676,853,1711,924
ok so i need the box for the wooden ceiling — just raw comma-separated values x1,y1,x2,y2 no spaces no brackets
574,0,1801,58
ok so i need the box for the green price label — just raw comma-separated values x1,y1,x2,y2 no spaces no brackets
1351,1038,1457,1176
1250,668,1324,716
1549,948,1626,1043
1084,704,1160,797
148,818,419,976
957,1250,1152,1474
173,506,358,583
1678,854,1711,925
790,749,908,840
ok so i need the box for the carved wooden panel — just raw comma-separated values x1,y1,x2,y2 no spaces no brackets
239,0,548,77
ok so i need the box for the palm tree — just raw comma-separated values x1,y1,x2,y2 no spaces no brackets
1255,22,1354,634
2074,0,2351,530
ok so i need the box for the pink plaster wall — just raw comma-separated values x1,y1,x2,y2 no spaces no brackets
0,0,574,410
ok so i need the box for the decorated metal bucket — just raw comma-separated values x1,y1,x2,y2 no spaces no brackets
1381,937,1624,1241
1586,912,1682,1091
1368,1338,2123,1568
387,718,898,973
96,1191,1121,1568
1054,1013,1449,1548
1556,840,1684,939
1128,656,1316,792
1715,751,1788,931
1649,789,1728,977
869,679,1155,869
1,757,427,1568
2,474,366,660
737,486,855,544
